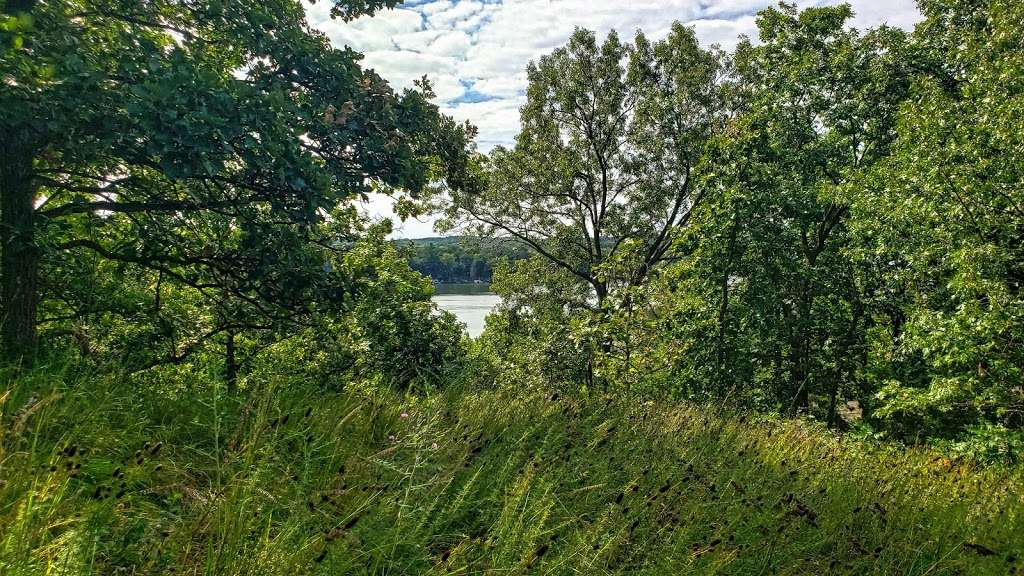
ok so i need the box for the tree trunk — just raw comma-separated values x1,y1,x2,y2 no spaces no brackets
789,307,812,415
827,381,839,428
716,209,740,383
1,141,39,364
789,246,818,415
593,280,611,392
225,330,238,392
790,359,809,415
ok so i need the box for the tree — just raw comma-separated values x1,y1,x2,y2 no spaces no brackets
849,0,1024,455
440,25,724,391
249,229,466,392
659,4,911,417
0,0,474,363
442,25,724,310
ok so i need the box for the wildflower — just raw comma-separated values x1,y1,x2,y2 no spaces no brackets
431,442,439,450
400,412,409,419
388,435,396,442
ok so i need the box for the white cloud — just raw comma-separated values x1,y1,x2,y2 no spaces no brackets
690,15,759,48
360,49,465,100
362,193,439,238
305,0,921,237
308,5,423,51
471,72,526,99
446,97,524,150
420,1,455,16
392,29,445,52
426,0,486,28
429,30,472,57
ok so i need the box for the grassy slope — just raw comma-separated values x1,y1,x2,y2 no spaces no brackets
1,365,1022,575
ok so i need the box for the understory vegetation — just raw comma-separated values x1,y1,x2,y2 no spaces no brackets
2,357,1022,575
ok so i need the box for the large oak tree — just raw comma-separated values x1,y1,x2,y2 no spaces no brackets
0,0,473,362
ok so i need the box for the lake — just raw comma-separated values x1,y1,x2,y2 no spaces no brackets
432,283,501,338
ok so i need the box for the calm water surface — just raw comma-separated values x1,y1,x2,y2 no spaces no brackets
432,283,501,338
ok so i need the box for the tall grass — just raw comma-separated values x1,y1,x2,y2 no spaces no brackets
1,360,1021,575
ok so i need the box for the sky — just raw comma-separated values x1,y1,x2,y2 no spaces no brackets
303,0,922,237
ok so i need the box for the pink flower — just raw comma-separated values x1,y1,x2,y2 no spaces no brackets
400,412,409,419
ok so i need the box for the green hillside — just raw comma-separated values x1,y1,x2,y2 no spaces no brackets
2,362,1020,575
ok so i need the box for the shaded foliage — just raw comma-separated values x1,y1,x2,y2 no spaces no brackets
0,0,474,382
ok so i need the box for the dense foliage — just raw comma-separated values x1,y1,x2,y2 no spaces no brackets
458,1,1023,460
846,0,1024,455
0,0,473,385
4,0,1016,456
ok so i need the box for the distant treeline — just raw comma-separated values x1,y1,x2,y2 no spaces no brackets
394,237,529,283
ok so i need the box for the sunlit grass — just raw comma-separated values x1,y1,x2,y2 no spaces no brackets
1,362,1021,575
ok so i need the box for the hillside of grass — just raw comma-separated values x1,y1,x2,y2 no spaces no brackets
2,363,1022,575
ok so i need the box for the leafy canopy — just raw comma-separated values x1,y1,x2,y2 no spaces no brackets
0,0,475,363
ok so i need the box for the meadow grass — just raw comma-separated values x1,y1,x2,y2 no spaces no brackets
1,361,1021,575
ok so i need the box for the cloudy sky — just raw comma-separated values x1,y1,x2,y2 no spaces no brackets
303,0,921,237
